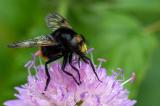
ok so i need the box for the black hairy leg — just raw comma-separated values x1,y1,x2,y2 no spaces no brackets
44,55,62,91
78,57,81,68
69,52,81,84
62,53,80,85
80,54,102,83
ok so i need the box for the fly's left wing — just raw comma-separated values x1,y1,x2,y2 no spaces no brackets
8,35,56,48
45,13,72,31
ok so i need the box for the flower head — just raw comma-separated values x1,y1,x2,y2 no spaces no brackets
4,56,136,106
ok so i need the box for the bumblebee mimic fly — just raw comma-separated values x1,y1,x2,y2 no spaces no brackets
8,13,101,90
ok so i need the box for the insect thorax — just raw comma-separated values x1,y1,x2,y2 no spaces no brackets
52,27,77,41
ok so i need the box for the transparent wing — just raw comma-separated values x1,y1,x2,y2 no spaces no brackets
45,13,72,31
8,35,56,48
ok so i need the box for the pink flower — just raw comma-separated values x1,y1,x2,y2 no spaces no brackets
4,57,136,106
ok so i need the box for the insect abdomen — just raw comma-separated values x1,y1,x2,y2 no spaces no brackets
41,46,62,59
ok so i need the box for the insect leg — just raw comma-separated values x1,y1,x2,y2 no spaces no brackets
44,55,62,91
62,53,80,85
78,57,81,68
68,52,81,84
81,55,102,83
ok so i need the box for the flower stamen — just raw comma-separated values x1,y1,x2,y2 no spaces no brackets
121,72,136,86
97,58,106,69
86,48,94,54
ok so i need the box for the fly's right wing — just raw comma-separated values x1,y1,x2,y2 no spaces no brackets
45,13,72,31
8,35,57,48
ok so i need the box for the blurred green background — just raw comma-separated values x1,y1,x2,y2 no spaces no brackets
0,0,160,105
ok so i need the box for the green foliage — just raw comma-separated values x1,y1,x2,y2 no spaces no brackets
0,0,160,105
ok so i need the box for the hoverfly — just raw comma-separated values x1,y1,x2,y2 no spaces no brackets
8,13,101,90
